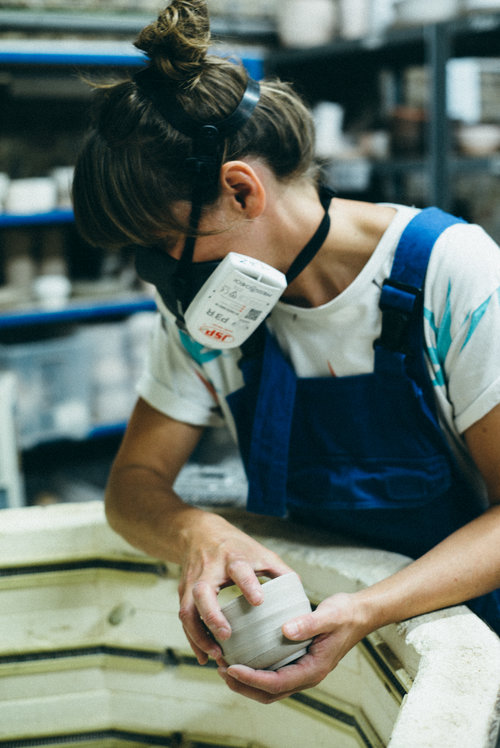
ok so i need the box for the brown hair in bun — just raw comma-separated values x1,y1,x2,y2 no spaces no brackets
135,0,211,85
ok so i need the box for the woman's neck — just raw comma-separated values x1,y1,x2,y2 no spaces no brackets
281,198,396,308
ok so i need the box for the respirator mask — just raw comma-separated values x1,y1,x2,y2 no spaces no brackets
134,67,334,350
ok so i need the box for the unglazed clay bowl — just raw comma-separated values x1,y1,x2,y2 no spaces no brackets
217,572,313,671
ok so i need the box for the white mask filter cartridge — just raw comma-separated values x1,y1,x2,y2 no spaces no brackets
184,252,287,349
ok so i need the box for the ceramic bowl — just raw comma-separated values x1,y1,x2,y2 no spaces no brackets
217,572,313,671
276,0,338,48
394,0,460,25
456,124,500,157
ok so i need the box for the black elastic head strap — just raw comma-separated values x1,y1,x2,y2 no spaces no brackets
134,67,260,140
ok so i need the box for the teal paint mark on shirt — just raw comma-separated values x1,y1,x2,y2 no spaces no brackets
179,329,222,365
423,306,438,335
423,284,452,388
425,281,496,385
435,281,453,368
460,294,492,352
424,308,442,384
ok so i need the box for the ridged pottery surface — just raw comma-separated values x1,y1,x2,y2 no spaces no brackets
218,572,313,670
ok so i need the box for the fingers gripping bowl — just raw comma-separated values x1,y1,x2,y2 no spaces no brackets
216,572,313,670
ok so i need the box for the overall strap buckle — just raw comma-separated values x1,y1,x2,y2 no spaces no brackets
375,278,422,353
374,207,466,356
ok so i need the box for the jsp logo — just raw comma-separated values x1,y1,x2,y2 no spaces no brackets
200,326,234,344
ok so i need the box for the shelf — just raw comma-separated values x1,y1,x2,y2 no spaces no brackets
0,38,146,67
0,37,264,81
22,421,127,448
0,10,276,42
86,422,128,440
452,154,500,175
267,25,426,70
0,209,74,228
267,12,500,69
370,154,500,177
449,11,500,56
0,294,156,330
266,12,500,212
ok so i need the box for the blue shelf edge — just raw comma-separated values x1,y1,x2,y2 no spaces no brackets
0,209,74,228
0,295,157,329
87,422,127,440
22,421,128,449
0,52,145,66
0,47,264,78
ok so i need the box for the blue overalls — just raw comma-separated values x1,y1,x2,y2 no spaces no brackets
227,207,500,634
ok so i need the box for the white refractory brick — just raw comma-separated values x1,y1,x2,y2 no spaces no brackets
0,502,499,747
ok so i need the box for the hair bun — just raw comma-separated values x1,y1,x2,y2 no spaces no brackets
135,0,211,84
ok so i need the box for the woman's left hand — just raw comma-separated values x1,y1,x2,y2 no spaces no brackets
217,591,370,703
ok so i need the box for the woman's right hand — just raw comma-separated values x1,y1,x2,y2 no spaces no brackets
177,511,293,665
104,401,292,664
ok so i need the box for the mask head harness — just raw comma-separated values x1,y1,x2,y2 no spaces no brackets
134,65,261,324
134,66,335,351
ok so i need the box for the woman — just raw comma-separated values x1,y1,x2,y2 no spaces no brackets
72,0,500,703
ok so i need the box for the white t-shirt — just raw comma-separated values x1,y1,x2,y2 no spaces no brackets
137,204,500,493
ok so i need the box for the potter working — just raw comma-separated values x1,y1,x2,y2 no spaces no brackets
72,0,500,704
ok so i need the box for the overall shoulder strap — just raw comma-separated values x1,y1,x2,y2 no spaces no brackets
376,207,466,354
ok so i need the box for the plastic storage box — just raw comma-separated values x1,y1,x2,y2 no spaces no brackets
79,322,135,428
0,330,91,449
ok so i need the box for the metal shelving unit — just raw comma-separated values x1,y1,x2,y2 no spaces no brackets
0,43,154,345
0,31,265,456
265,12,500,211
0,39,264,325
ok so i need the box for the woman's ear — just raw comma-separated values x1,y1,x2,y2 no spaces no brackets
219,161,266,219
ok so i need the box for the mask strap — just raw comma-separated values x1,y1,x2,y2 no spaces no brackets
285,185,335,285
240,185,335,360
174,182,204,318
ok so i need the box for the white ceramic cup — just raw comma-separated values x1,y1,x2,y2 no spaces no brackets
0,173,10,211
217,572,313,671
5,178,57,215
313,101,345,159
33,274,72,309
277,0,338,48
339,0,372,39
